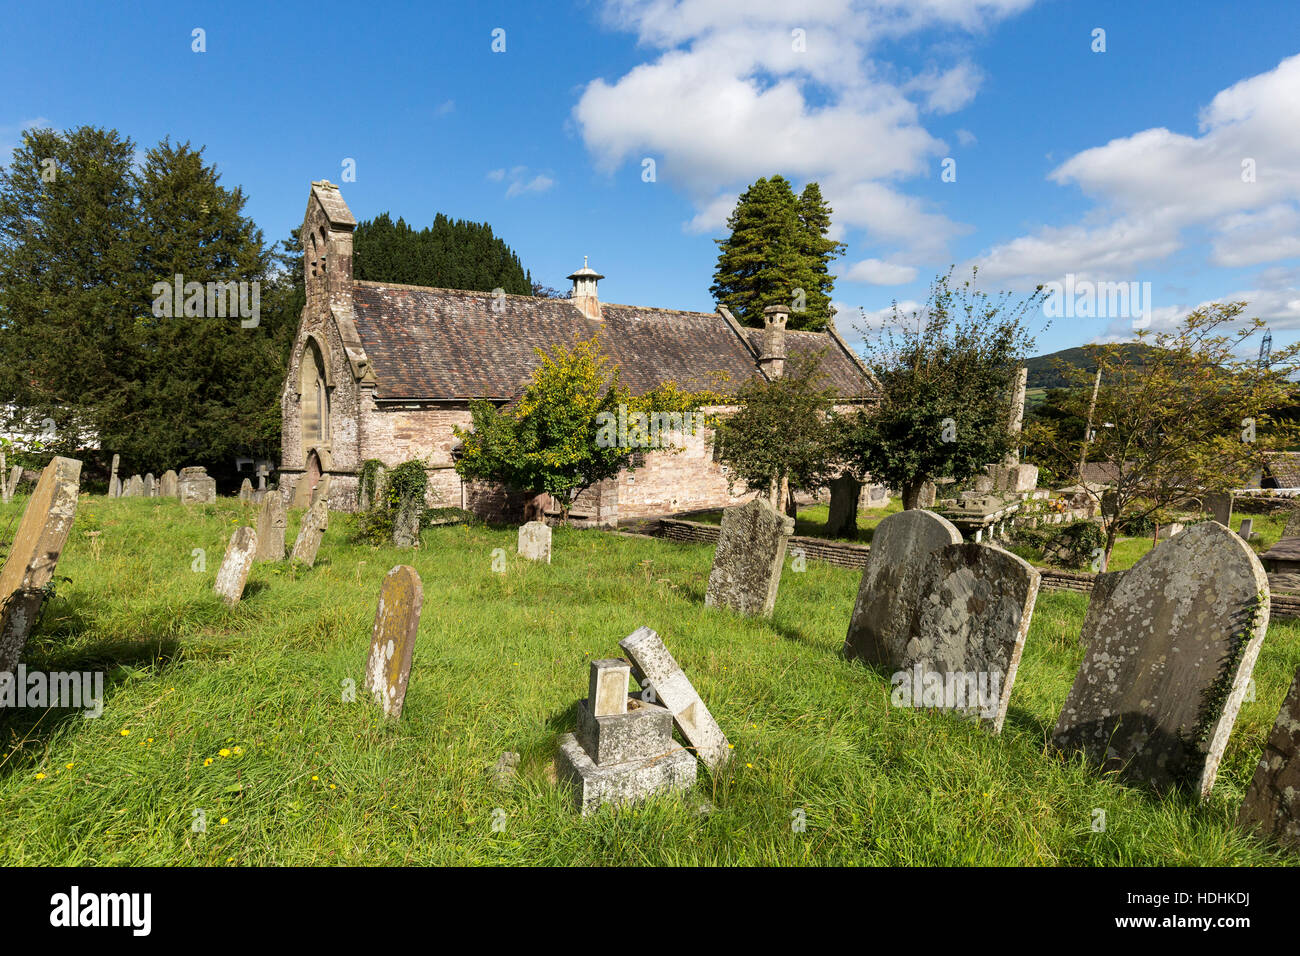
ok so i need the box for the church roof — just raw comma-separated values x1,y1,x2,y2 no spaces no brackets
349,281,876,402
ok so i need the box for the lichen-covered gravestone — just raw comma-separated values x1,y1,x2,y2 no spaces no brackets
517,520,551,563
254,492,287,562
1238,667,1300,850
844,509,962,670
124,475,143,498
620,625,731,770
0,457,82,673
704,497,793,618
144,473,156,497
363,565,423,719
160,470,178,498
1206,492,1233,529
239,478,253,502
177,467,216,504
1077,569,1126,646
289,476,313,510
393,493,422,549
290,499,329,567
311,475,332,508
213,526,258,607
901,543,1040,733
1053,522,1269,797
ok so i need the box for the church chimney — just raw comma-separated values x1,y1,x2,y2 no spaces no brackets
567,257,604,321
759,304,789,378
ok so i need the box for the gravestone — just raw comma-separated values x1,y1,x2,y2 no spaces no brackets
393,494,422,549
557,653,696,814
108,453,120,498
0,450,6,504
177,466,216,504
1207,492,1233,528
1053,522,1269,797
363,565,424,719
213,526,257,607
704,497,793,618
1284,507,1300,539
0,457,82,673
1239,518,1254,540
918,481,937,509
254,493,287,562
290,499,329,567
900,542,1040,733
1237,667,1300,850
289,475,313,510
239,478,253,503
620,625,731,771
1078,569,1126,646
125,475,144,498
825,471,862,540
144,473,156,498
517,520,551,563
311,474,332,508
8,465,22,499
160,470,178,498
844,509,963,670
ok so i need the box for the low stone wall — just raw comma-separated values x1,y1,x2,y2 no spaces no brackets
647,518,1300,619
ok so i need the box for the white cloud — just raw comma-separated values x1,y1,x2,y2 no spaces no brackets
845,257,919,284
576,0,1036,260
955,128,977,147
488,166,556,197
435,99,456,116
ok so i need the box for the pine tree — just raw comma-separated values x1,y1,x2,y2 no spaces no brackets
353,212,532,294
710,175,843,332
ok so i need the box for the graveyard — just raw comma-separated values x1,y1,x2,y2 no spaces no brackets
1,488,1299,865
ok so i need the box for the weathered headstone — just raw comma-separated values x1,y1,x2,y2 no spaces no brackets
177,466,216,504
1078,568,1126,646
393,493,422,549
899,542,1040,733
620,625,731,771
517,520,551,563
1239,518,1254,540
363,565,423,719
1053,522,1269,797
1238,667,1300,850
290,499,329,567
144,473,156,498
213,526,258,607
704,497,793,617
918,480,937,509
844,509,963,669
7,465,22,499
239,478,253,503
557,652,696,814
160,470,178,498
108,453,120,498
254,493,286,562
288,475,313,510
1207,491,1233,528
310,474,332,508
589,659,631,716
825,471,862,540
124,475,143,498
0,457,82,673
1284,507,1300,539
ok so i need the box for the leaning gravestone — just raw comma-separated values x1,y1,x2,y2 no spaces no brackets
1238,667,1300,850
844,509,963,669
363,565,424,719
213,526,258,607
177,467,216,504
288,476,313,510
517,520,551,563
1239,518,1254,540
705,497,793,618
239,478,253,503
108,453,120,498
254,493,286,561
160,470,178,498
1206,491,1233,528
291,499,329,567
0,457,82,673
900,543,1040,733
620,625,731,771
1077,568,1126,646
1053,521,1269,797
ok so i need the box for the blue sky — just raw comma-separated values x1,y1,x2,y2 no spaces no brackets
4,0,1300,357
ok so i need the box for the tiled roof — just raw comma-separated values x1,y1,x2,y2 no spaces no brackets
1263,452,1300,488
350,282,875,401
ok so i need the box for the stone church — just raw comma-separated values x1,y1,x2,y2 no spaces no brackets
280,181,878,524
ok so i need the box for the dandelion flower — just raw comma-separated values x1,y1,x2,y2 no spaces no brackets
311,775,318,781
232,746,242,755
35,772,46,780
219,817,228,825
119,729,130,737
329,784,337,790
204,758,213,766
65,763,73,770
219,748,231,758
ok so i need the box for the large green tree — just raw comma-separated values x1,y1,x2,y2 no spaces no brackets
710,176,844,331
353,211,533,294
0,126,284,476
837,268,1042,509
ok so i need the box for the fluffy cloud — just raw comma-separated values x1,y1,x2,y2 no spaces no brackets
487,165,556,197
575,1,1034,260
845,258,919,284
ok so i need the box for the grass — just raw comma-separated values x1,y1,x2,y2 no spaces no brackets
0,495,1297,865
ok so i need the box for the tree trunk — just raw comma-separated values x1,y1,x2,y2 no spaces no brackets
1102,522,1118,573
784,483,798,520
901,478,924,510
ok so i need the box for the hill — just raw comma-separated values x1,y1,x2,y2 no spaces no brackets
1024,344,1157,390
